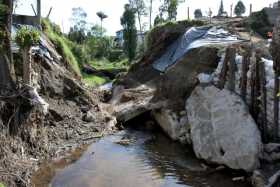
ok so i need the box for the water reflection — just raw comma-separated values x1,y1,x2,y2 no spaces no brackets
48,129,250,187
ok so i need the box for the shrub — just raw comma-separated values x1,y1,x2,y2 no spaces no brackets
248,9,272,38
15,26,40,49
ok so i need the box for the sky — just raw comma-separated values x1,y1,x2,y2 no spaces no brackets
14,0,277,36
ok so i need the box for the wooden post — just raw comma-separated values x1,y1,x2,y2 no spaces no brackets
228,48,236,92
218,47,236,90
240,46,251,102
250,52,257,117
37,0,41,26
270,18,280,140
259,56,268,142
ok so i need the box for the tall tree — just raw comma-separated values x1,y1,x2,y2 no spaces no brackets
234,0,246,17
129,0,147,43
96,11,108,37
121,4,137,62
159,0,184,21
194,9,202,19
0,0,14,90
218,0,224,16
68,7,88,43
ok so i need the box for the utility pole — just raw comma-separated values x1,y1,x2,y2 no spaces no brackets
187,7,190,20
230,4,233,17
149,0,153,29
37,0,41,26
250,4,252,16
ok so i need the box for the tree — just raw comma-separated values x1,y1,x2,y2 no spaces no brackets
68,7,88,43
159,0,185,21
0,0,14,89
154,15,165,26
194,9,202,19
129,0,147,43
218,0,224,16
234,0,246,17
96,11,108,36
121,4,137,62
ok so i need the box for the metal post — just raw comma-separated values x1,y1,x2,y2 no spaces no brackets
187,7,190,20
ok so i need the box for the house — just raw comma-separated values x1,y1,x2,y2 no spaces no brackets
273,0,280,8
114,29,145,48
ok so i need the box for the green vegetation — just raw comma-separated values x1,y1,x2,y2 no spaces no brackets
89,58,129,70
234,0,246,17
82,73,108,87
42,19,81,76
248,9,272,38
121,4,137,62
15,26,40,48
0,182,5,187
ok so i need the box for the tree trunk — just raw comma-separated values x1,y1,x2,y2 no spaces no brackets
22,47,32,86
0,0,15,91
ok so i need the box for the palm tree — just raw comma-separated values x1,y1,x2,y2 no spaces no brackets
96,11,108,36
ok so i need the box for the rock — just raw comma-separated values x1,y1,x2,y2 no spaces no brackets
262,143,280,162
186,85,262,172
152,109,191,144
251,170,266,187
82,111,96,123
111,85,167,122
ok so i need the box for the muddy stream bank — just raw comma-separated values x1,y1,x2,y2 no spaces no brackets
32,118,251,187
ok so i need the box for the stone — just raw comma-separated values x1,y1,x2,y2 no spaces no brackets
82,111,96,123
152,109,191,144
186,85,262,172
110,85,167,122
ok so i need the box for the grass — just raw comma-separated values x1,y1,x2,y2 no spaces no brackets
88,58,129,70
41,19,81,76
0,183,5,187
83,58,128,87
82,73,108,87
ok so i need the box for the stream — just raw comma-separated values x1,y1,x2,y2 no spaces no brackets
32,125,252,187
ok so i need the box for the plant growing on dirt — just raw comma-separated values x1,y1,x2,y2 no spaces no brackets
194,9,203,19
234,0,246,17
15,26,40,85
121,4,137,62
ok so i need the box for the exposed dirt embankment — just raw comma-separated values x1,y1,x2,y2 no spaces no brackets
0,32,116,187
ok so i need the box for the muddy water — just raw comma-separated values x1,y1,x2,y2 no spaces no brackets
35,129,251,187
